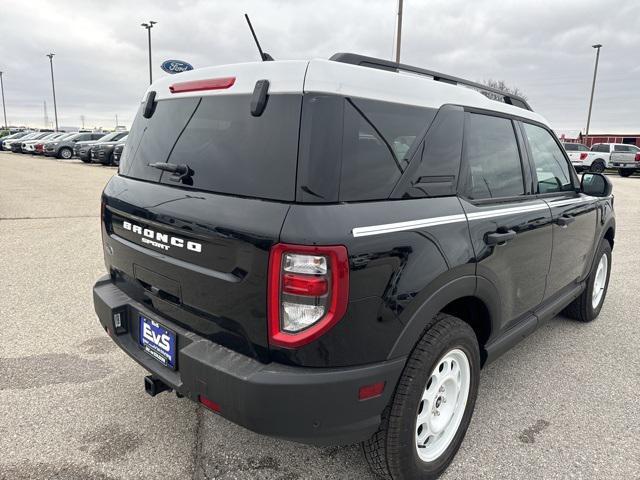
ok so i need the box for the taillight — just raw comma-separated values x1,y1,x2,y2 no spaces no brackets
635,153,640,162
169,77,236,93
580,153,588,160
268,243,349,348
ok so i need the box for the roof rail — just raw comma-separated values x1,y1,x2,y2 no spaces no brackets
329,52,533,112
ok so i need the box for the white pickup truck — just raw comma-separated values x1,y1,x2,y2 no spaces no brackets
562,143,606,173
610,147,640,177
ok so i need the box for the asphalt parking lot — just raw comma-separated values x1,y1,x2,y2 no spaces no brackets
1,151,639,480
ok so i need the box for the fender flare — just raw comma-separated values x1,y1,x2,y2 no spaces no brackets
387,275,502,360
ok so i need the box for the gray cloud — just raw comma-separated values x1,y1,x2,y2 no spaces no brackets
0,0,638,135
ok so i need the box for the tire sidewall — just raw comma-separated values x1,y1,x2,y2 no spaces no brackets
584,240,612,320
590,161,605,173
60,147,72,159
389,322,480,479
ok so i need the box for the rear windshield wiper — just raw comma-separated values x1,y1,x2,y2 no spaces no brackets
148,162,194,185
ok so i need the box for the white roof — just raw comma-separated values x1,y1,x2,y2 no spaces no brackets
144,58,550,127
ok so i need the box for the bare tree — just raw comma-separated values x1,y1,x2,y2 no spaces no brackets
479,79,528,102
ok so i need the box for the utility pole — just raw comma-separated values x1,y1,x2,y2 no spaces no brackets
115,114,119,128
46,53,59,131
395,0,403,63
0,71,7,129
585,44,602,144
141,21,157,85
80,115,85,129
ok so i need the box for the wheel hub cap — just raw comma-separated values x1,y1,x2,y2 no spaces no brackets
415,348,471,462
592,253,608,309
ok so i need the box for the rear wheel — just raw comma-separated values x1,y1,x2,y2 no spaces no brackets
563,239,612,322
589,160,606,173
618,169,634,177
363,314,480,480
58,147,73,159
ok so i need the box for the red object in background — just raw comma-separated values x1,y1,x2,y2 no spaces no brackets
35,143,44,153
579,153,588,160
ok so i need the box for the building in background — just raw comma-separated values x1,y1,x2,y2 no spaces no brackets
573,133,640,147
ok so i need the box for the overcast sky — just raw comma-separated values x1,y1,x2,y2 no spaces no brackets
0,0,638,136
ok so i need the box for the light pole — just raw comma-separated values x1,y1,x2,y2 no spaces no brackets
585,44,602,144
0,71,7,129
395,0,403,63
46,53,59,131
141,21,157,85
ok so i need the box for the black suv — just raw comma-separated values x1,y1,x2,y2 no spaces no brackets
94,54,615,479
91,133,128,166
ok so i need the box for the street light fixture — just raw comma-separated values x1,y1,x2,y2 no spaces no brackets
585,44,602,144
46,53,59,132
141,21,157,85
0,71,7,129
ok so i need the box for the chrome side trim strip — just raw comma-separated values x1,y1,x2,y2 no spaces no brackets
352,213,467,237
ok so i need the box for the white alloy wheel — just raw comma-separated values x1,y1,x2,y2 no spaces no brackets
415,348,471,462
592,253,608,309
61,148,72,159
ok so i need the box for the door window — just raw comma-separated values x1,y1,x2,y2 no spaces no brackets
461,113,524,200
522,123,575,194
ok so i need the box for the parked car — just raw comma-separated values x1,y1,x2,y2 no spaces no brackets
93,53,615,480
13,132,54,153
25,132,68,154
75,131,125,162
585,142,639,172
562,142,601,172
111,141,126,166
45,132,106,159
91,133,128,166
0,131,31,150
609,145,640,177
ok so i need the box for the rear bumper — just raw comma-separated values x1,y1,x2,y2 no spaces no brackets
93,275,404,446
611,162,638,169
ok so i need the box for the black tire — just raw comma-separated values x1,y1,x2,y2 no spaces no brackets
563,239,612,322
618,169,634,177
363,314,480,480
58,147,73,160
589,160,606,173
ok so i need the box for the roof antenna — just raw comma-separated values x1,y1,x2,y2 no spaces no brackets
244,14,274,61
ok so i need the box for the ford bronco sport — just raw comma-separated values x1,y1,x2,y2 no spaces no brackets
94,53,615,479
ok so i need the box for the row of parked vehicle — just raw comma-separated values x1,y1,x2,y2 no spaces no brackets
0,129,128,166
562,141,640,177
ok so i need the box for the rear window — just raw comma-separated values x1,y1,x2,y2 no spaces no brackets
120,94,301,201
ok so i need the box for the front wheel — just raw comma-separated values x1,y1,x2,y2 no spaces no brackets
618,169,635,177
58,147,73,159
589,160,606,173
363,314,480,480
563,239,612,322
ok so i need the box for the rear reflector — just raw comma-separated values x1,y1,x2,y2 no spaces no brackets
359,382,385,401
198,395,221,412
282,273,328,296
170,77,236,94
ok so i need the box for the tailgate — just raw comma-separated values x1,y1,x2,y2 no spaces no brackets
102,175,290,362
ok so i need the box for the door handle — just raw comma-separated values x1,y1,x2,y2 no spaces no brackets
485,229,516,246
556,215,575,227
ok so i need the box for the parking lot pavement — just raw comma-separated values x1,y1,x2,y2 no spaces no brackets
1,151,639,480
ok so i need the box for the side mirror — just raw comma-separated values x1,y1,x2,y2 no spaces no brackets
581,172,612,197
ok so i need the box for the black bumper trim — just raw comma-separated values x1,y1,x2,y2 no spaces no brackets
93,275,406,446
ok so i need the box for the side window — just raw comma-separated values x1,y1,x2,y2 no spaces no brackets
522,123,574,194
461,113,524,200
339,100,436,201
403,107,463,198
563,143,578,151
591,144,608,153
613,145,628,152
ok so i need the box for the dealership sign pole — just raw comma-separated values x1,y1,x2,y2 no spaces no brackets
0,71,7,129
46,53,59,132
585,44,602,143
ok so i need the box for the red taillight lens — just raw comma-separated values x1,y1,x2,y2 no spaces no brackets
635,153,640,162
282,273,328,296
169,77,236,93
268,243,349,348
579,153,588,160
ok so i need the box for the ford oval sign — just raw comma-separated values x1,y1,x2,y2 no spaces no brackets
161,60,194,74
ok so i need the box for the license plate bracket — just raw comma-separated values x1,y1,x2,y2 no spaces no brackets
139,315,177,369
